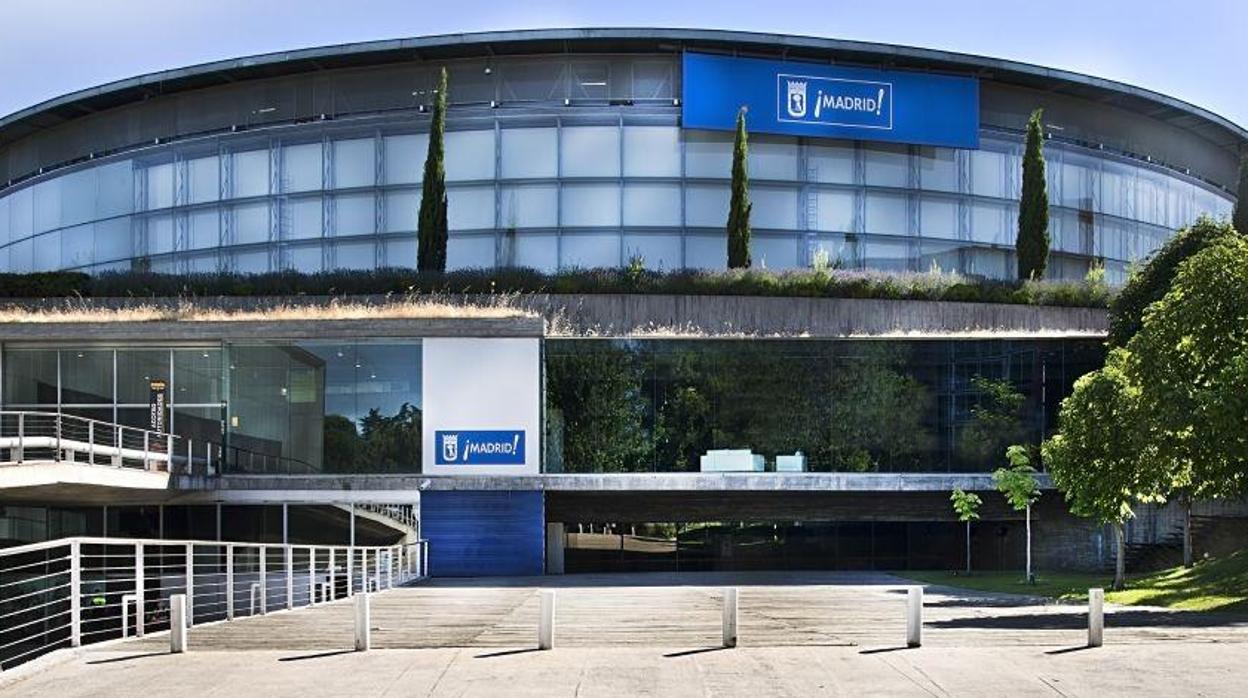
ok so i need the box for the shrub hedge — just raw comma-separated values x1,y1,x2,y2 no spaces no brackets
0,267,1112,308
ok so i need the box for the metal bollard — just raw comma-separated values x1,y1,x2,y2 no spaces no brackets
1088,588,1104,647
538,590,556,650
354,592,371,651
906,586,923,648
121,594,137,638
722,588,738,648
170,594,188,653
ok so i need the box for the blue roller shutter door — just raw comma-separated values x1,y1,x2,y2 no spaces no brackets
421,490,544,577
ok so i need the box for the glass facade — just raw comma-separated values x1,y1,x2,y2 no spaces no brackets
0,340,422,474
545,338,1105,474
0,55,1234,283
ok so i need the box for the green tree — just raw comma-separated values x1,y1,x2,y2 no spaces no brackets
417,67,449,272
545,345,652,473
727,107,752,269
1126,235,1248,564
1107,217,1238,347
950,488,982,574
993,445,1041,583
1234,155,1248,236
1042,349,1161,590
358,403,422,472
1016,109,1050,280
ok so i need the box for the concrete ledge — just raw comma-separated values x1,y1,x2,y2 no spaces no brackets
177,472,1052,502
0,316,544,342
0,462,170,503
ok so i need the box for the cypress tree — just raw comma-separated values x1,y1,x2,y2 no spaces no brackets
1234,155,1248,236
417,68,449,272
727,107,752,269
1016,109,1050,280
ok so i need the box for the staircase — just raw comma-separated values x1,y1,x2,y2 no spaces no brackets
1125,515,1243,571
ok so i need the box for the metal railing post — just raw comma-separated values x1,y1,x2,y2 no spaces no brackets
55,413,62,461
422,541,429,578
286,545,294,610
226,544,235,620
135,541,145,637
87,420,94,464
308,547,316,606
329,548,336,601
122,594,136,638
143,430,150,469
185,543,194,627
387,547,394,589
69,540,82,647
113,424,121,466
373,549,381,592
346,545,354,597
259,546,267,614
16,412,24,463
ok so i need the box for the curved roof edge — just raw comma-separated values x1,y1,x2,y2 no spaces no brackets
2,27,1246,147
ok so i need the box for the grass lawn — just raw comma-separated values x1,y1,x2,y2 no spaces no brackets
901,549,1248,613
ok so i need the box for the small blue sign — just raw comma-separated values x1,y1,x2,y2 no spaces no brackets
682,52,979,149
435,430,526,465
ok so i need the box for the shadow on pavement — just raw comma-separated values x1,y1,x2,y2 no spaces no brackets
1045,645,1097,655
86,652,167,665
664,647,730,658
278,649,356,662
474,648,542,659
858,646,913,655
927,609,1248,630
424,570,909,589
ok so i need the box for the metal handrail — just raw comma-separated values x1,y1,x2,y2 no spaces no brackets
0,534,430,671
0,410,181,473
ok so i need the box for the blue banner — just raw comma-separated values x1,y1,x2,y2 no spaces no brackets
435,430,526,466
682,52,979,148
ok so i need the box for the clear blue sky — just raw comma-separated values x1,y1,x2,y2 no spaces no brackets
1,0,1245,129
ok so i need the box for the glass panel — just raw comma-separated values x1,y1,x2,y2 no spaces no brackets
334,241,374,270
384,191,418,233
753,236,799,269
623,184,681,227
685,235,727,270
920,197,957,240
3,349,59,404
500,185,558,229
383,134,428,185
234,249,270,274
864,144,909,188
970,149,1006,198
749,137,798,181
145,163,174,210
917,147,958,192
233,202,269,245
189,210,218,250
511,234,557,272
501,128,557,179
562,233,620,268
813,190,854,232
622,127,680,177
970,201,1010,245
147,215,174,255
60,168,96,228
283,142,323,193
174,349,223,405
445,130,496,181
96,160,135,218
333,138,375,189
864,192,907,236
684,131,731,178
861,237,911,271
448,187,494,231
187,155,219,204
33,230,61,271
285,197,322,240
60,223,94,269
562,184,621,227
623,234,682,270
752,188,797,230
32,179,62,233
286,243,322,272
383,237,416,267
808,143,855,184
685,184,728,228
232,149,270,198
94,218,132,264
447,234,496,270
60,349,113,405
561,127,620,178
117,349,170,405
333,193,374,237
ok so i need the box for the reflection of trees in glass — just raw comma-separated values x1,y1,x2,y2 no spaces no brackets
826,350,936,472
957,376,1028,470
546,344,652,473
322,403,421,473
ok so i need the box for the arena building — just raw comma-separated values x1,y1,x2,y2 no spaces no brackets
0,30,1244,595
0,29,1242,281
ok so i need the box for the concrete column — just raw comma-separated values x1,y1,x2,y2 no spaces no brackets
1088,588,1104,647
354,593,371,651
722,588,738,648
538,590,556,650
170,594,188,653
906,586,923,648
545,523,565,575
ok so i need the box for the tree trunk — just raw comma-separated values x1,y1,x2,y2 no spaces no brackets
1113,522,1126,591
1025,504,1033,584
965,520,972,574
1183,496,1193,568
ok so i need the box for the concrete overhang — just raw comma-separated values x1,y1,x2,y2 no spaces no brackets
0,463,171,504
173,472,1053,504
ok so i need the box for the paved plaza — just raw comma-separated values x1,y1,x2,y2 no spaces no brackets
3,572,1246,696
